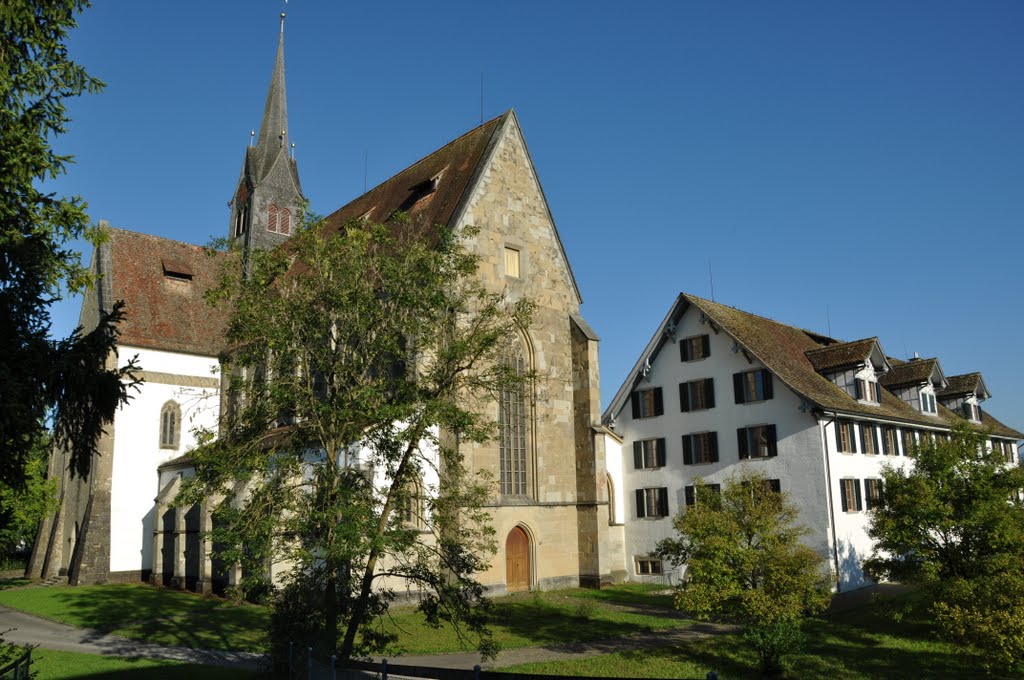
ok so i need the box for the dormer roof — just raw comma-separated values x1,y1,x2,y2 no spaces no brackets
879,357,946,390
805,337,890,374
939,373,991,401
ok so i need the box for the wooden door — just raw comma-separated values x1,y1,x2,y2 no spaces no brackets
505,526,530,592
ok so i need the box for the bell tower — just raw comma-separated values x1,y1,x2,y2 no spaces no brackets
229,12,303,254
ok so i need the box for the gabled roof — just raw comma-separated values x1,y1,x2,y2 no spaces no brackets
320,110,582,303
939,372,990,400
805,337,889,373
603,293,967,429
879,357,946,390
105,228,228,357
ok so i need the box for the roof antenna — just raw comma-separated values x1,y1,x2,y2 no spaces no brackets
826,305,832,337
249,129,255,147
708,260,715,301
363,149,368,193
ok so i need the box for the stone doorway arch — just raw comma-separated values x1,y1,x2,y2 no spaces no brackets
505,525,531,592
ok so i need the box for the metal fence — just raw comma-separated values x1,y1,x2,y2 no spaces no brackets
0,648,31,680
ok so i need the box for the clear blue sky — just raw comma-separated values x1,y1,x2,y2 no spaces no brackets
48,1,1023,432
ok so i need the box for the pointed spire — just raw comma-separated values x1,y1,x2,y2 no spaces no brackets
253,13,290,179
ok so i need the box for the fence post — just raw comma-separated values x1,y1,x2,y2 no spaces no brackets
382,658,388,680
330,654,336,680
307,646,313,678
474,663,481,679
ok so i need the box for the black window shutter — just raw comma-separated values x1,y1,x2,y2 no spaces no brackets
684,485,695,507
835,420,843,452
840,481,849,512
656,438,666,467
705,379,716,408
737,428,749,460
682,435,694,465
769,479,781,493
762,370,773,399
710,431,719,463
859,424,867,452
854,379,862,400
701,335,710,357
767,424,778,457
636,489,646,518
658,488,669,517
680,340,690,362
855,479,863,511
631,392,640,419
633,441,642,469
653,387,664,416
734,373,745,404
881,428,890,455
679,383,690,412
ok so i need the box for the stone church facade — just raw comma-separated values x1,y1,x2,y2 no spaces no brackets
30,16,627,593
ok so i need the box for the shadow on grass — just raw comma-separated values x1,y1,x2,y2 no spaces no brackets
0,578,29,591
555,585,676,610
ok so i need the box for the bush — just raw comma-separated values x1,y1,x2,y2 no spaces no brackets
743,620,804,675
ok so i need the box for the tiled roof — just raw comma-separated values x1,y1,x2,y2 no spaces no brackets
878,357,940,388
679,294,960,427
939,373,981,398
805,338,879,372
107,228,229,357
321,113,507,235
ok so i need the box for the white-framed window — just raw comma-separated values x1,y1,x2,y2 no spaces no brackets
840,478,862,513
684,483,721,508
738,424,777,459
636,557,663,575
836,419,857,453
861,423,878,455
855,379,881,404
679,378,715,412
734,369,773,404
632,438,666,469
631,387,664,419
680,334,710,362
864,478,883,511
921,390,937,414
635,487,669,518
504,246,521,278
682,431,719,465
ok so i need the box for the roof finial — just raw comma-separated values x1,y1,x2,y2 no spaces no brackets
280,12,286,34
249,129,255,147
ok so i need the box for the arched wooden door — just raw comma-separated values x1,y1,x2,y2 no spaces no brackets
505,526,531,592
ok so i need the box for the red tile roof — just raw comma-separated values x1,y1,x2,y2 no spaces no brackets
107,228,229,357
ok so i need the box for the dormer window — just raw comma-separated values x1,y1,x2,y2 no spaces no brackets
854,379,881,404
962,402,981,422
161,258,193,282
921,390,937,414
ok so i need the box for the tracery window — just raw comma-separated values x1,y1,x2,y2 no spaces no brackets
499,338,529,496
160,401,181,450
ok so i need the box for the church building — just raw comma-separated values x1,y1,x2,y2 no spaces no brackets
29,14,626,594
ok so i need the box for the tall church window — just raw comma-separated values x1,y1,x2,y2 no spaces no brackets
160,401,181,450
499,338,529,496
268,204,278,233
279,208,291,235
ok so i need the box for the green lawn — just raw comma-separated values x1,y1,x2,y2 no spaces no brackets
501,591,1024,679
0,583,268,652
26,648,259,679
0,582,688,656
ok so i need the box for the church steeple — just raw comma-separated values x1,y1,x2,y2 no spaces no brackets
229,12,303,253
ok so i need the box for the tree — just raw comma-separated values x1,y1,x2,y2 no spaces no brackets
657,470,833,675
0,429,57,564
0,0,138,489
864,424,1024,671
180,213,533,665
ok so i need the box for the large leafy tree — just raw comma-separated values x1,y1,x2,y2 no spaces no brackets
657,470,833,675
180,213,533,664
864,425,1024,671
1,0,138,489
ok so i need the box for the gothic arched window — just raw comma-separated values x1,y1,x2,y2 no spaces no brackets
268,204,279,233
279,208,291,235
499,337,529,496
160,401,181,450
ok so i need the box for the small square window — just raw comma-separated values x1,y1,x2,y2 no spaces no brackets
504,247,521,278
636,557,663,575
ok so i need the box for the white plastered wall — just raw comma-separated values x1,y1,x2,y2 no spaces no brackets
109,346,220,573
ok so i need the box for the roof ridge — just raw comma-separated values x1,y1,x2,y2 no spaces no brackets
683,292,837,343
105,226,216,252
805,336,879,356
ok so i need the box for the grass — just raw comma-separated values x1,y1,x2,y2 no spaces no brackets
26,648,259,679
0,583,268,652
500,590,1024,679
0,582,687,656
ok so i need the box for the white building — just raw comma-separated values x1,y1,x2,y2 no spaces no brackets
602,293,1022,591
